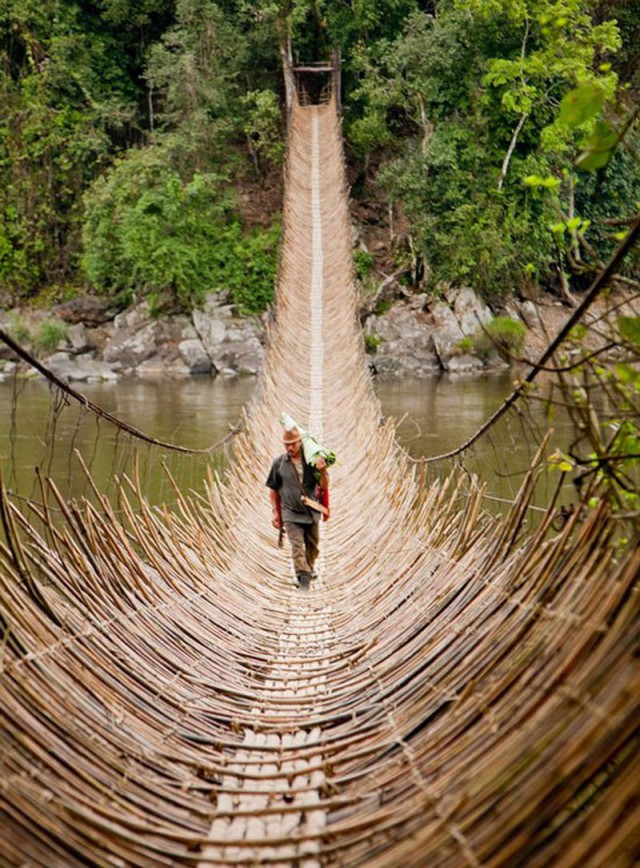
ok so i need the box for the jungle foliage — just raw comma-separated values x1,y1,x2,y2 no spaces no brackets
1,0,639,312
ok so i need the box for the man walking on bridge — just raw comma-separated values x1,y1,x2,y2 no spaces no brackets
267,427,329,590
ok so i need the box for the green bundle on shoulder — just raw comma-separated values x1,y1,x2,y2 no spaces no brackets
280,413,337,469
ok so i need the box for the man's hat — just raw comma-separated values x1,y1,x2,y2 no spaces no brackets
282,427,302,444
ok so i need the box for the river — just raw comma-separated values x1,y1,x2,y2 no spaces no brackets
0,372,571,512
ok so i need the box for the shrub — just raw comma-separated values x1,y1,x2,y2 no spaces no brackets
455,335,474,354
374,299,394,316
82,146,280,314
7,314,31,344
473,316,526,360
36,319,68,352
354,249,374,278
364,332,383,354
225,222,281,315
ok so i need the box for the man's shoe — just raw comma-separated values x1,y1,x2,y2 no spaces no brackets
297,573,311,591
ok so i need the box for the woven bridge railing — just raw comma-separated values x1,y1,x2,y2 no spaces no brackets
1,94,638,867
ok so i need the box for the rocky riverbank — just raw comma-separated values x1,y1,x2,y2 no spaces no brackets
0,293,265,383
0,285,598,383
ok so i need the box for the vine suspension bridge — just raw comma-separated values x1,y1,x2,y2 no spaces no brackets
1,81,639,866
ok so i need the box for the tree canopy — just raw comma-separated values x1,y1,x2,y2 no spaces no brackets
1,0,638,311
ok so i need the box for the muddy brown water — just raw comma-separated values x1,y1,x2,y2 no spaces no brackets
0,372,572,512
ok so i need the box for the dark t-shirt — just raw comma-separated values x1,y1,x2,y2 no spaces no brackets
266,453,319,524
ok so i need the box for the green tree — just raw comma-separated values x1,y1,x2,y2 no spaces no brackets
82,144,280,312
347,1,634,297
81,0,283,312
0,0,146,301
456,0,620,187
144,0,243,166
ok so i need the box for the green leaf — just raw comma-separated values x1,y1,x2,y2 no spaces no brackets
523,174,559,190
615,364,639,385
576,120,618,171
559,84,606,128
618,316,640,346
566,216,581,231
550,222,566,236
548,448,574,473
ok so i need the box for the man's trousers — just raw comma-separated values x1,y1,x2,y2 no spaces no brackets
284,521,319,578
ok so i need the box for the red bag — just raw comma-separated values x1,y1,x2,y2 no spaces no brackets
316,486,330,521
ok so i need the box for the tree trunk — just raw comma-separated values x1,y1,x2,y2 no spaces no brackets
417,96,434,155
278,22,295,113
497,112,527,191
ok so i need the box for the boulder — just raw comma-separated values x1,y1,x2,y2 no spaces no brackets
67,323,92,354
519,300,539,329
192,294,264,375
179,338,213,374
103,304,159,366
214,341,262,375
367,286,522,375
54,296,119,326
368,304,440,377
45,352,118,382
448,354,484,373
502,303,522,323
453,287,492,336
136,355,189,378
368,355,404,376
429,301,465,367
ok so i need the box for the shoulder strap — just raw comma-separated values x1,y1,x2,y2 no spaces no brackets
284,454,313,516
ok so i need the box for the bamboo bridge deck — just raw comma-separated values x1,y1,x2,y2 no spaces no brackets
1,97,639,866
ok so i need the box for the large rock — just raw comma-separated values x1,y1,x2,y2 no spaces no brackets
448,353,484,373
103,304,159,367
366,305,440,377
453,287,492,336
216,341,263,375
104,321,158,366
136,355,190,378
54,296,119,326
519,300,539,329
192,294,264,376
366,285,528,375
428,301,465,367
45,352,118,382
67,322,93,354
179,339,213,374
